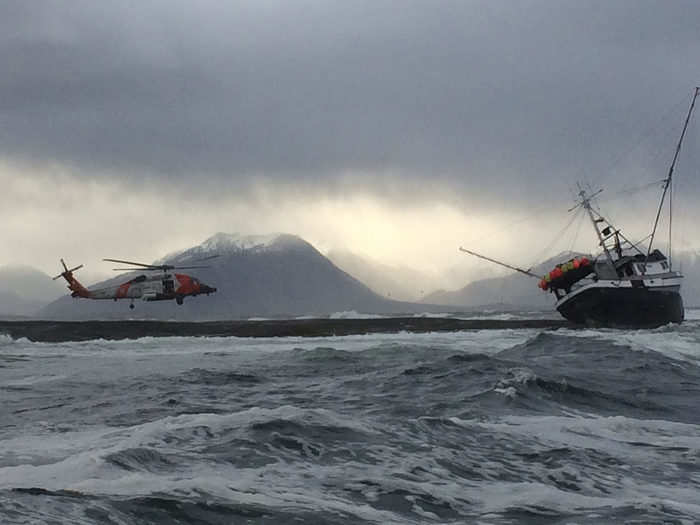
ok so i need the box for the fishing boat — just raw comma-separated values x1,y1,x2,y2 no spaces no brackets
461,87,698,328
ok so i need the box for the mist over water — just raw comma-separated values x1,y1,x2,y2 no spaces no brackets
2,314,700,524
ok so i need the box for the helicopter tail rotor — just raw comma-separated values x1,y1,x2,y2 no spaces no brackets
53,258,84,280
53,258,91,298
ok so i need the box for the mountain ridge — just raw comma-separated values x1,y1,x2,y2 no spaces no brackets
422,251,585,308
0,265,66,317
37,233,443,320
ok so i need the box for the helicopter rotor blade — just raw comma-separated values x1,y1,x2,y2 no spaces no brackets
173,254,220,264
112,266,173,271
171,265,212,270
103,258,160,269
61,258,68,272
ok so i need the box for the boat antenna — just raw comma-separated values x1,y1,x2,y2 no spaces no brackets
648,86,700,266
458,247,540,279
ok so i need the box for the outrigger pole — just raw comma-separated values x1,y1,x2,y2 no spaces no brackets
458,247,540,279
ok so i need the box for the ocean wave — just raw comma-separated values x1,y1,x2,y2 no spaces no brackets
291,346,360,362
0,405,381,487
103,447,176,473
177,368,262,385
554,323,700,362
328,311,385,319
3,323,700,523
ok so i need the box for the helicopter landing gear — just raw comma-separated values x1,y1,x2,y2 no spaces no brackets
176,296,184,305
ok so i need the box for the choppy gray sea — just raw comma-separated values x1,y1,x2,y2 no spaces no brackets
2,312,700,524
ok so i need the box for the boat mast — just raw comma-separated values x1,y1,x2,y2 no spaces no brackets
648,86,700,267
577,187,615,267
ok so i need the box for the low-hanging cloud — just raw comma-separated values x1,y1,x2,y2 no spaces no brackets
1,1,700,282
2,2,699,193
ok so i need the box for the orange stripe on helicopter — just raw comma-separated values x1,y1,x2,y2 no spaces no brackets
174,274,197,295
116,282,131,298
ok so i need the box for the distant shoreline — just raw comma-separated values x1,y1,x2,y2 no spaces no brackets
0,318,571,343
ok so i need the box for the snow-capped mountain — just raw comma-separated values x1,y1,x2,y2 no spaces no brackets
38,233,427,320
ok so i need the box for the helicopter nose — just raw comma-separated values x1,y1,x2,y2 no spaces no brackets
201,284,217,294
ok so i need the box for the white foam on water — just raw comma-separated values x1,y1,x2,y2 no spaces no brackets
3,404,700,522
0,406,409,524
412,310,559,321
73,469,408,525
463,479,700,519
329,311,385,319
684,308,700,321
493,367,539,398
411,312,453,318
0,333,32,346
4,325,699,522
556,322,700,362
0,328,541,360
0,406,381,488
445,413,700,519
465,414,700,452
323,427,700,521
4,374,68,387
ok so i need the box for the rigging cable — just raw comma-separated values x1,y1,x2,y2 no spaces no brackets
568,206,586,254
527,206,583,272
586,91,693,190
597,179,666,204
460,200,563,247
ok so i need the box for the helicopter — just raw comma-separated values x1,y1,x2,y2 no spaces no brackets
53,256,218,309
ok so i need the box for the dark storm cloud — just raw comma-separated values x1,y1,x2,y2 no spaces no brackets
1,0,699,206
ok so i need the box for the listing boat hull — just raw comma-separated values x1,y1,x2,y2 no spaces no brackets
556,284,684,328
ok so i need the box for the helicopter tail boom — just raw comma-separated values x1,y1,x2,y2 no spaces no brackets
53,258,91,298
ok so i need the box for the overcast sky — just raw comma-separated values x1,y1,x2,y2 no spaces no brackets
1,0,699,285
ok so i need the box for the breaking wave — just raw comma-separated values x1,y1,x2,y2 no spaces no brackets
1,321,700,523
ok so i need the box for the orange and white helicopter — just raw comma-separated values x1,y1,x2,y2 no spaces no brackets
53,257,218,309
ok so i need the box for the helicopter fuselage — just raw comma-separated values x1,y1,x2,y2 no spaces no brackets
85,272,216,304
55,257,218,308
